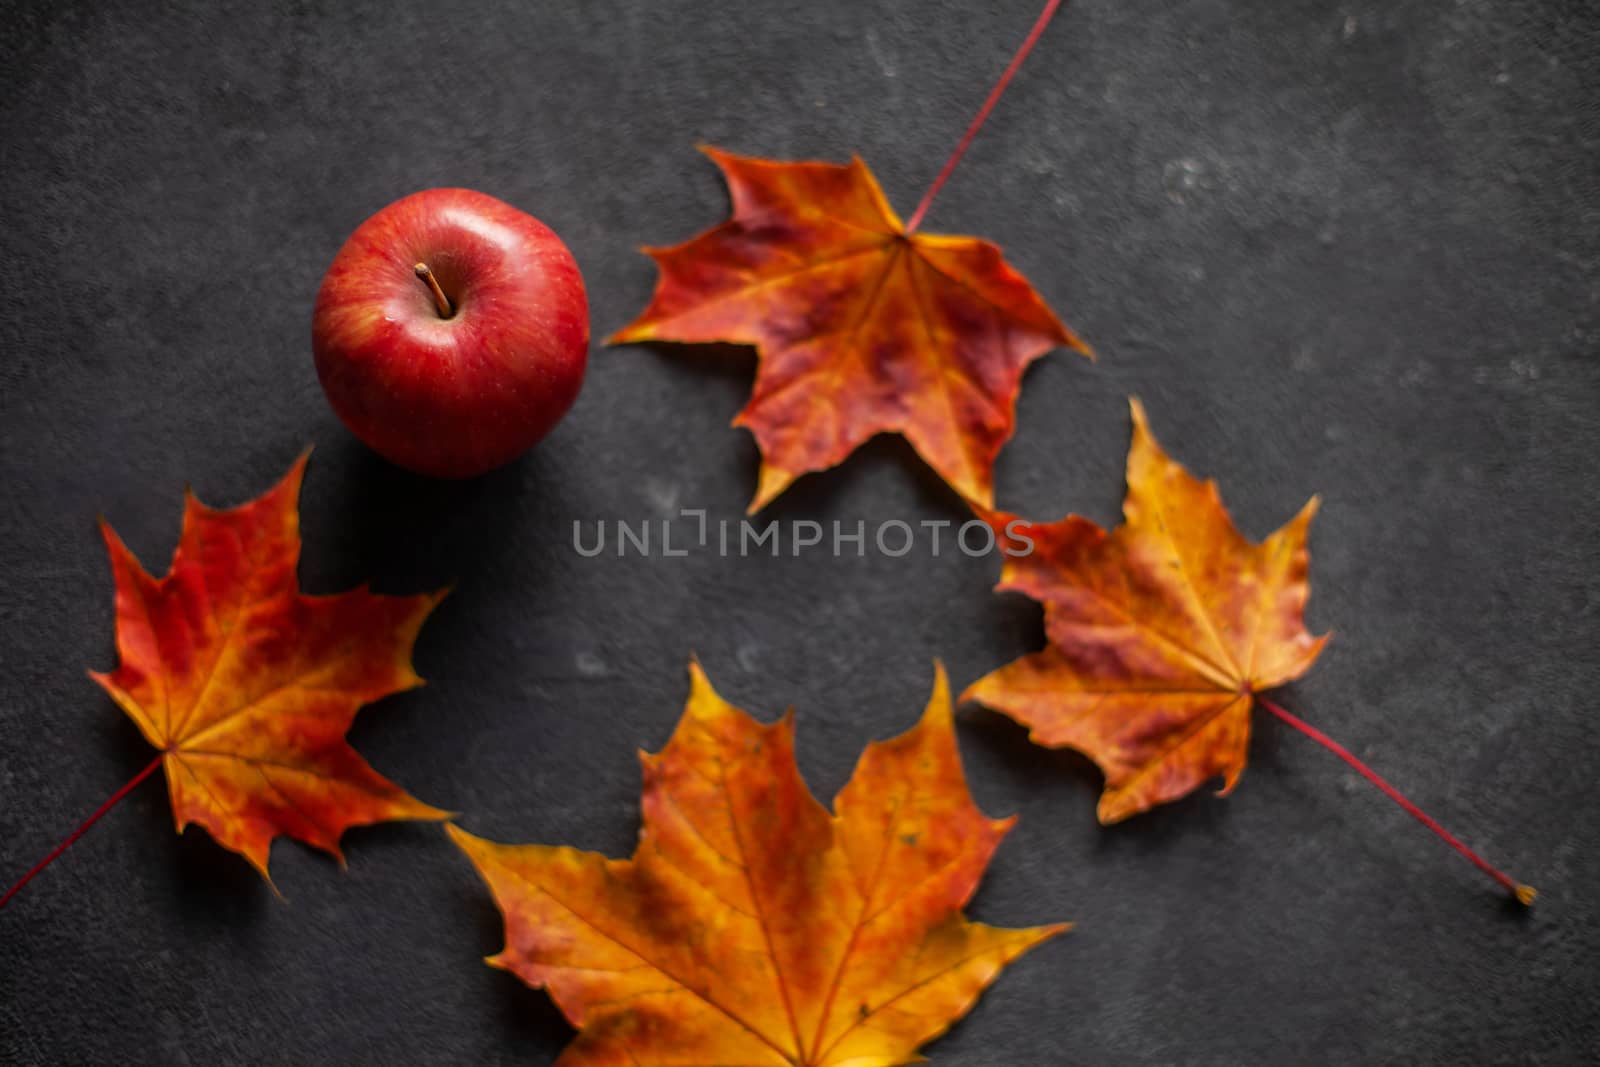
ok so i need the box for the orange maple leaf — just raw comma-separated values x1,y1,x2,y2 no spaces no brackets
91,454,449,881
965,399,1330,824
610,148,1091,512
450,662,1065,1066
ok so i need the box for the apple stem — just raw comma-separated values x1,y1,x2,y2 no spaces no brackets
1256,695,1535,905
0,755,164,911
413,263,454,319
905,0,1067,233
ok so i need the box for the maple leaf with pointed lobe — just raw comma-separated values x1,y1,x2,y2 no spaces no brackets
610,148,1091,512
450,661,1065,1066
92,454,449,881
965,399,1329,823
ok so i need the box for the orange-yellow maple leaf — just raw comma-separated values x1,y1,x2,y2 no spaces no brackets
450,662,1065,1066
610,148,1091,512
91,454,449,881
965,399,1329,824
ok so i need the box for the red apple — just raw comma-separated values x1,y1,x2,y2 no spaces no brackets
312,188,588,478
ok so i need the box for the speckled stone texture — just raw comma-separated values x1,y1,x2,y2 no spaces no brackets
2,1,1597,1064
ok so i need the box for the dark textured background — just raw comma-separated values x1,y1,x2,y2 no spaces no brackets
2,1,1597,1063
